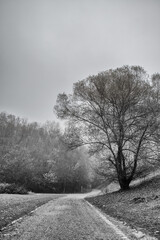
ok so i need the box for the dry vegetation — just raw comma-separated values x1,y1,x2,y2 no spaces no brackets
0,194,64,230
86,176,160,239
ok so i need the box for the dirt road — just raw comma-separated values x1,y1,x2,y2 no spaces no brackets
0,192,131,240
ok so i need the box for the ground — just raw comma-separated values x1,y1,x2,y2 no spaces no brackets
0,193,63,230
0,181,159,240
86,176,160,239
0,192,133,240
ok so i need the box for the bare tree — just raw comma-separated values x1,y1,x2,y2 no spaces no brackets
54,66,160,190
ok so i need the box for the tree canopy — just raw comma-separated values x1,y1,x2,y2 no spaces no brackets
0,112,92,193
54,66,160,190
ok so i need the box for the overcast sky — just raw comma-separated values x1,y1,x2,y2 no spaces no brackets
0,0,160,123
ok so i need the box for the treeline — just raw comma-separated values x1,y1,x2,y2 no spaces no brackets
0,112,94,193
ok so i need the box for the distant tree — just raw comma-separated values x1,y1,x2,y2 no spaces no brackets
0,112,91,193
0,113,57,191
0,145,32,185
151,73,160,162
54,66,160,190
49,144,91,193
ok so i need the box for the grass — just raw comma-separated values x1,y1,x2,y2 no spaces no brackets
0,193,64,230
86,176,160,239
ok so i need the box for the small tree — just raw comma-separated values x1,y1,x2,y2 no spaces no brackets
54,66,160,190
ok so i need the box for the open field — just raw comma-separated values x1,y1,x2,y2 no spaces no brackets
0,193,65,230
86,176,160,239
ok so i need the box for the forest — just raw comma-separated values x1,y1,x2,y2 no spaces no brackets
1,65,160,193
0,112,95,193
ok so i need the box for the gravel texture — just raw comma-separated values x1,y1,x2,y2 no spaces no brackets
0,194,132,240
0,193,64,230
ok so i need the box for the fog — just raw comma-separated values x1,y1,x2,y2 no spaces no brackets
0,0,160,123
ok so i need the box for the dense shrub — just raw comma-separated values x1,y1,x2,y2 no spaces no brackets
0,183,28,194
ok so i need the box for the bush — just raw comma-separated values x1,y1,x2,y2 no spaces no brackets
0,183,28,194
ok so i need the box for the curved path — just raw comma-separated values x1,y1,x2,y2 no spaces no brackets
0,192,131,240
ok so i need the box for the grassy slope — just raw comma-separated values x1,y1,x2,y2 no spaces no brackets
0,193,64,230
86,176,160,239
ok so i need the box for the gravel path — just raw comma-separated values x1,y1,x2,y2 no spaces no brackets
0,193,131,240
0,194,63,230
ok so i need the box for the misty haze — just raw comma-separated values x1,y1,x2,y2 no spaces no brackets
0,1,160,240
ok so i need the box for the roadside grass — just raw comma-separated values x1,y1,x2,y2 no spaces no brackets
0,193,64,230
86,176,160,239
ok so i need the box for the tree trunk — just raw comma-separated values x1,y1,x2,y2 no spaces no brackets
118,177,130,190
116,147,133,191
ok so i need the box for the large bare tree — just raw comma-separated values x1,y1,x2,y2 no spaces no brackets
54,66,160,190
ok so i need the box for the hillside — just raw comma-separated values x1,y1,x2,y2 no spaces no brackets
86,175,160,239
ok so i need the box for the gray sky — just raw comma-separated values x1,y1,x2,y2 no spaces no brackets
0,0,160,123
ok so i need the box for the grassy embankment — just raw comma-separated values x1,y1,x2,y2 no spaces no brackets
86,175,160,239
0,194,64,230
